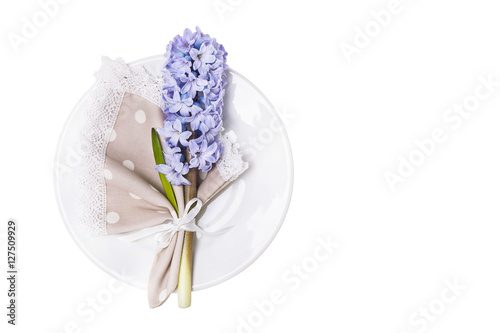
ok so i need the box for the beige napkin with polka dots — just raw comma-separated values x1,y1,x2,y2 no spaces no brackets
78,57,248,308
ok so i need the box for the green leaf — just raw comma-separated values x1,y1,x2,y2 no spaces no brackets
151,128,178,215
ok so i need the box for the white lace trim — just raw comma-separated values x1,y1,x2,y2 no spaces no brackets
77,57,164,236
217,131,249,182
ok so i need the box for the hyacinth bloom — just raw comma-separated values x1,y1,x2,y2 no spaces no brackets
173,28,197,53
199,114,223,143
157,119,191,147
190,43,216,74
188,139,220,172
156,27,228,186
180,72,208,99
155,154,190,186
165,91,193,116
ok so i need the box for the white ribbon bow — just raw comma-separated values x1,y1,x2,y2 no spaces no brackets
120,198,230,248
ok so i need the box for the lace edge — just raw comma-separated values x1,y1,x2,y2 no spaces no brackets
216,131,249,182
77,57,164,236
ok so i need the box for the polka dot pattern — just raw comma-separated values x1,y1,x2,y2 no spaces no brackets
109,129,117,142
103,169,113,180
107,212,120,224
123,160,135,171
135,109,146,123
129,193,141,200
159,289,168,303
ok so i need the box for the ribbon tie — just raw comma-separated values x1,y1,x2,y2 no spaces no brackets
120,198,229,248
120,198,202,248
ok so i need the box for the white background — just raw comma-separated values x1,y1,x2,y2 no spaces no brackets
1,0,500,332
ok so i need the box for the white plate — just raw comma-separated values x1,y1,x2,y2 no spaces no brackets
54,56,293,290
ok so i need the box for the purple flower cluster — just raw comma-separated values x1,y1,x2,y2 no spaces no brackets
155,27,228,186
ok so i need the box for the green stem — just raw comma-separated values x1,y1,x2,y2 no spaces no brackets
151,128,178,214
177,129,197,308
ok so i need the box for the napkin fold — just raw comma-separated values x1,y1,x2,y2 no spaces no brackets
77,57,248,308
